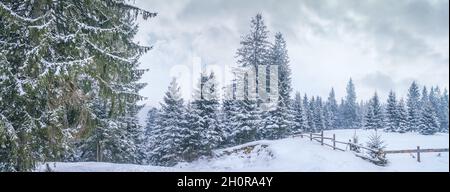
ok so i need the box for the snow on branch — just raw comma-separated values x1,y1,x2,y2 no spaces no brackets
0,114,18,141
75,20,126,34
110,0,157,19
85,40,138,63
0,2,47,23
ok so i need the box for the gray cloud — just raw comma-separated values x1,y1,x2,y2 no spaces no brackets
135,0,449,105
360,71,396,93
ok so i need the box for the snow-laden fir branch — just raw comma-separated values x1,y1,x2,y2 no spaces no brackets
0,114,18,141
0,2,48,23
85,39,139,64
75,20,129,34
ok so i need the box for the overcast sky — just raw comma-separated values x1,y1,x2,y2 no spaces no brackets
133,0,449,107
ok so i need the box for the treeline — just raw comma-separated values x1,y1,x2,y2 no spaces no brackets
144,14,449,167
0,1,155,171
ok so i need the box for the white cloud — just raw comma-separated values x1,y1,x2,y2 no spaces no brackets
134,0,449,106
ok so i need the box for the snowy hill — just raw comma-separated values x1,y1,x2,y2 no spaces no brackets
37,130,449,172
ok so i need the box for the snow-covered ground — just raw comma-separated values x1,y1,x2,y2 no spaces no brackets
37,129,449,172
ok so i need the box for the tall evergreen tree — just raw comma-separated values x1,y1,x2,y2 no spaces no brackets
313,97,326,132
302,94,313,133
190,72,223,156
419,102,440,135
292,93,308,134
406,81,421,132
149,79,189,166
271,32,292,106
364,92,384,131
385,91,398,132
397,99,409,133
325,88,338,129
143,107,159,163
307,96,317,132
260,33,293,140
439,89,449,132
421,86,429,108
236,13,270,102
342,79,359,129
0,0,155,171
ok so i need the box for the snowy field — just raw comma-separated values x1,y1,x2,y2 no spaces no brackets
37,129,449,172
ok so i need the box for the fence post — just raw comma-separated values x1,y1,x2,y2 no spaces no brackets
417,146,421,163
321,131,324,146
333,134,336,150
310,133,312,141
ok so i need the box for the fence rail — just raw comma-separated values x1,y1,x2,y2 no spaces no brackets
296,131,449,163
383,147,449,162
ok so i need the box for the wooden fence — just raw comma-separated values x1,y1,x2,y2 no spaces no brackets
384,147,449,162
296,131,449,163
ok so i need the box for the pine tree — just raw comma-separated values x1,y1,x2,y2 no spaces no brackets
149,78,189,166
307,97,317,132
292,93,308,134
364,92,384,131
421,86,429,109
191,72,223,156
236,14,271,102
220,99,237,147
302,95,313,132
407,82,422,132
313,97,326,132
0,0,156,171
260,33,293,140
385,91,398,132
397,99,409,133
429,87,446,133
366,131,388,166
271,33,292,106
325,88,338,129
419,101,440,135
144,108,159,136
439,89,449,133
342,79,359,129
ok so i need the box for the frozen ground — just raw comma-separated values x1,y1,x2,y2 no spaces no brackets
36,129,449,172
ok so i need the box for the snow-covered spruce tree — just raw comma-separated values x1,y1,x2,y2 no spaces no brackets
271,33,292,107
149,78,189,166
260,33,293,140
236,14,271,104
142,107,158,163
230,98,261,145
220,98,236,147
396,99,409,133
421,86,429,109
190,72,223,157
341,79,359,129
77,98,135,163
144,107,159,136
364,93,384,131
430,87,447,133
313,97,326,132
365,131,388,166
305,95,316,133
292,93,308,134
418,101,440,135
0,0,155,171
325,88,338,129
385,91,399,132
406,81,422,132
440,89,449,133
